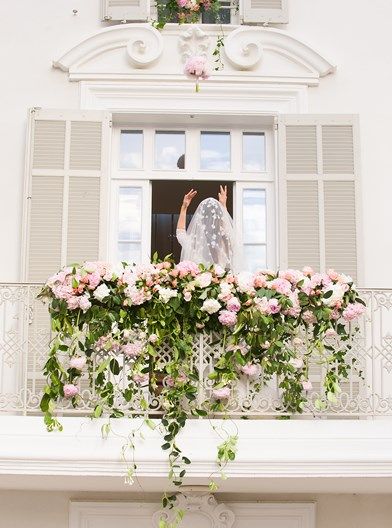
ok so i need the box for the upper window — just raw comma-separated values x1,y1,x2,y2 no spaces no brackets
117,127,269,177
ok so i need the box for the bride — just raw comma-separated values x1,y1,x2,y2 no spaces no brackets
176,186,240,271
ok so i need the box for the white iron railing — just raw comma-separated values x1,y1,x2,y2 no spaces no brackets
0,284,391,417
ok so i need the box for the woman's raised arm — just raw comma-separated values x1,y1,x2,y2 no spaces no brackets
177,189,197,231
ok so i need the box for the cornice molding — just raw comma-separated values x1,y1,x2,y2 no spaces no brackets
52,24,335,85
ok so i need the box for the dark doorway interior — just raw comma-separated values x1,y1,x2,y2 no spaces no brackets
151,181,233,262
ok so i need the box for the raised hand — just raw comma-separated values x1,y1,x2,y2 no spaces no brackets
182,189,197,209
218,185,228,208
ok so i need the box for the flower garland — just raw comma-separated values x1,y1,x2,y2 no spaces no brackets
39,258,364,520
155,0,221,27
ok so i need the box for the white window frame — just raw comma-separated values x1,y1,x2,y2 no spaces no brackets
109,179,151,263
109,123,276,268
235,181,276,270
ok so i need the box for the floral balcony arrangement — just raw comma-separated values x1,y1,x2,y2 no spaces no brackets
39,258,364,519
155,0,221,27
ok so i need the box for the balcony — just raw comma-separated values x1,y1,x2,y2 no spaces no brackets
0,283,392,417
1,283,392,494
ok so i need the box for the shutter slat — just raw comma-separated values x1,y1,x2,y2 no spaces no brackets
28,176,63,281
324,181,357,281
287,181,320,270
67,177,100,264
286,126,317,174
322,125,354,174
70,121,102,170
33,121,66,170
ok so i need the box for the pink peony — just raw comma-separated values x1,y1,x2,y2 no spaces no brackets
218,310,237,327
175,260,200,278
254,273,267,288
66,296,80,310
302,380,313,391
184,55,210,80
212,387,231,399
269,278,292,296
268,298,281,314
63,383,79,398
302,266,314,276
69,356,86,370
241,363,261,377
342,302,365,321
279,269,301,284
177,0,188,6
122,341,144,358
226,297,241,313
325,328,337,337
195,272,212,288
125,286,148,305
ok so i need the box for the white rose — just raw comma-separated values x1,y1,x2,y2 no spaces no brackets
236,271,255,293
93,284,110,301
195,272,212,288
322,283,346,307
158,287,178,304
201,298,221,314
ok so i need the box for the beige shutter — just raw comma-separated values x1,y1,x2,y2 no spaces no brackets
102,0,150,21
23,109,111,282
278,115,361,283
241,0,288,24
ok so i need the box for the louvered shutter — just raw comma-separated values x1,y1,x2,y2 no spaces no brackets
241,0,288,24
23,109,111,282
278,115,361,283
102,0,150,21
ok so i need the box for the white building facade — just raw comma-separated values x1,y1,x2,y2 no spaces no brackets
1,1,392,527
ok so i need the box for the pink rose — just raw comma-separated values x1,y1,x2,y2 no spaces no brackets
325,328,337,337
63,383,79,398
177,0,187,7
184,291,192,302
254,273,267,288
302,266,314,276
212,387,231,399
218,310,237,327
69,356,86,370
226,297,241,313
302,380,313,391
175,261,200,278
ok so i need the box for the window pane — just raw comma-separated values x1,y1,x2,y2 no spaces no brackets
244,245,266,272
118,242,141,264
202,2,231,23
155,131,185,170
242,189,266,244
243,133,266,172
200,132,230,171
120,131,143,169
118,187,142,242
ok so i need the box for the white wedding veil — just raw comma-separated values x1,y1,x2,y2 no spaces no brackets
179,198,241,271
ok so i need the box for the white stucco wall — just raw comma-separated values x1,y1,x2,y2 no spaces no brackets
0,491,391,528
1,0,391,286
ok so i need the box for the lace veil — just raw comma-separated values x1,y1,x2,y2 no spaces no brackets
179,198,241,271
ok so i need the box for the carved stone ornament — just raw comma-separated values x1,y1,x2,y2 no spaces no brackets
152,493,235,528
178,25,210,62
126,25,164,68
225,26,336,74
